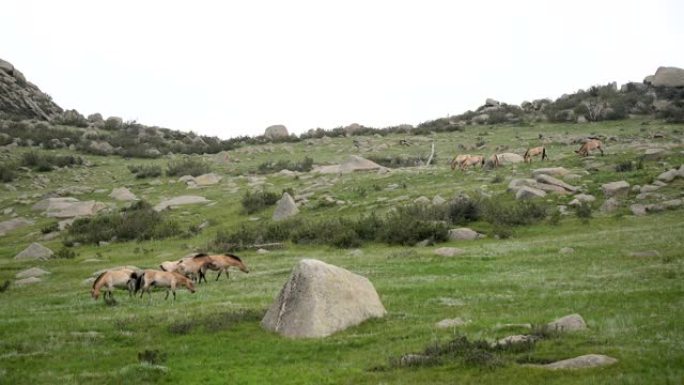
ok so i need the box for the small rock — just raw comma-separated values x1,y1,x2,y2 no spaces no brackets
532,167,570,177
600,198,620,213
399,354,431,367
15,277,42,285
656,168,682,183
434,247,465,257
538,354,618,370
559,247,575,254
0,217,33,236
16,267,50,279
515,186,546,200
109,187,138,201
568,194,595,206
435,318,468,329
432,195,447,205
414,196,431,205
628,250,660,257
630,204,647,216
448,228,482,241
14,243,54,260
640,185,661,193
546,314,586,332
494,334,535,347
256,248,270,254
601,181,630,198
272,192,299,221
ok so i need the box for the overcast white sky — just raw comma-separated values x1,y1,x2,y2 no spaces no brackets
3,0,683,138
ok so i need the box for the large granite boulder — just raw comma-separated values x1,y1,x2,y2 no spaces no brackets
272,192,299,221
264,125,289,139
652,66,684,88
261,259,386,338
14,243,54,260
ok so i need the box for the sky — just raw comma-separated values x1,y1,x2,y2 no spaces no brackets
3,0,683,139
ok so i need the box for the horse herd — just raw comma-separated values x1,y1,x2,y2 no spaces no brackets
449,139,605,171
91,253,249,302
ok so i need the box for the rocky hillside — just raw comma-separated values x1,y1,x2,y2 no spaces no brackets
0,58,62,121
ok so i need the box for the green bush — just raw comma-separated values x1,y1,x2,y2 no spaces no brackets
21,151,83,171
0,163,16,182
55,247,76,259
65,201,182,244
482,199,547,226
574,203,593,223
241,190,280,214
166,157,211,177
128,164,162,179
41,222,59,234
257,156,314,174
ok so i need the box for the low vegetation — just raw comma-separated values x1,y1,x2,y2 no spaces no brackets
257,156,314,174
127,164,162,179
166,157,212,177
20,151,83,171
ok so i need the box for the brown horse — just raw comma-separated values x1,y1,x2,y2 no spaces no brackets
176,253,215,283
204,254,250,281
458,155,485,171
450,154,468,170
486,154,501,169
575,139,604,156
523,146,548,163
136,270,196,301
91,268,138,301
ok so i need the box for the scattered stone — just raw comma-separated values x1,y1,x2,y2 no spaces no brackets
494,334,536,346
398,354,431,366
568,194,595,206
640,185,661,193
14,243,54,260
630,204,647,216
273,192,299,221
657,167,683,183
56,186,94,196
435,318,468,329
515,186,547,200
546,314,587,332
256,248,270,254
261,259,386,338
109,187,138,201
496,153,525,164
559,247,575,254
447,228,482,241
15,277,42,286
537,354,618,370
15,267,50,279
193,173,222,186
0,217,33,236
414,196,431,205
432,195,447,205
532,167,570,177
600,197,620,213
535,174,578,193
46,200,107,218
662,199,683,209
434,247,465,257
601,181,630,198
313,156,388,174
629,250,660,257
153,196,211,211
642,148,667,160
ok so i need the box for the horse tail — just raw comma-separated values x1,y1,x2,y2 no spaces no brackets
135,272,145,294
159,264,167,272
542,147,547,160
92,271,107,290
523,148,529,158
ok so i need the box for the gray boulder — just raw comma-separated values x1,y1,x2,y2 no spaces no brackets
273,192,299,221
652,66,684,87
600,197,620,213
261,259,386,338
193,173,222,187
264,125,289,139
515,186,547,200
601,181,630,198
496,153,525,164
435,317,468,329
14,243,54,260
532,167,570,177
546,314,587,332
485,98,500,107
16,267,50,279
154,196,211,211
432,195,447,205
535,174,578,193
538,354,618,370
434,247,465,257
630,204,647,216
46,200,107,218
0,217,33,236
569,194,595,206
109,187,138,201
15,277,42,286
448,227,482,241
88,141,115,155
657,166,684,182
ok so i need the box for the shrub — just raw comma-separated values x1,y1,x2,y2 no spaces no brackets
482,199,547,226
0,163,16,182
614,160,633,172
257,156,314,174
65,200,181,244
366,155,424,168
128,164,162,179
241,190,280,214
574,203,592,222
55,247,76,259
21,151,83,171
166,157,211,177
41,222,59,234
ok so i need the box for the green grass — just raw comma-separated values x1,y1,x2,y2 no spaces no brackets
0,119,683,384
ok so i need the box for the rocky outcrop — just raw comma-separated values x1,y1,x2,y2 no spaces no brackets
0,217,33,236
0,58,63,120
154,196,211,211
313,156,388,174
264,125,289,139
536,354,618,370
272,192,299,221
261,259,386,338
14,243,54,260
652,66,684,88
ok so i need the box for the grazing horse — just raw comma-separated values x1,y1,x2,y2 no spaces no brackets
176,253,215,283
457,155,485,171
91,268,138,301
575,139,604,156
136,270,196,301
486,154,501,169
204,254,250,281
159,260,182,273
450,154,468,170
523,146,548,163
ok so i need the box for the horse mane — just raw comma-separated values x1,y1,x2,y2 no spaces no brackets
92,271,107,289
192,253,208,259
224,253,242,262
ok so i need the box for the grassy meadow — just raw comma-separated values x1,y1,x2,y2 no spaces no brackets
0,119,683,384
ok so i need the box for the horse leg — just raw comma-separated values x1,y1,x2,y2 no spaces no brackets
599,146,604,156
216,270,221,281
165,290,170,300
225,269,230,280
